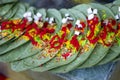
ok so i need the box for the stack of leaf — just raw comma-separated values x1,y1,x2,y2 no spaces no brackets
0,0,120,73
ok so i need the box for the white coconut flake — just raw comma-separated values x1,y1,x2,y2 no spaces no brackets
103,19,109,25
50,17,54,21
26,12,32,17
45,17,49,21
27,17,33,22
77,24,82,28
69,17,74,20
34,15,39,20
49,17,54,24
119,7,120,12
115,15,119,20
23,13,27,17
23,12,32,18
93,9,97,14
62,18,67,24
88,14,94,20
75,20,80,25
87,8,93,14
75,31,80,35
36,12,42,17
67,17,74,21
65,13,70,17
34,15,39,22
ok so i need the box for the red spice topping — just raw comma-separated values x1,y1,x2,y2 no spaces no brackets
61,27,67,32
62,52,71,59
49,35,65,49
89,37,99,44
99,19,116,46
24,22,41,45
50,41,62,49
49,23,72,50
67,23,72,29
112,19,116,26
118,23,120,29
1,20,12,30
43,22,49,28
87,16,99,44
80,22,86,28
70,35,80,51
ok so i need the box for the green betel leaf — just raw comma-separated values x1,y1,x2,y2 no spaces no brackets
10,47,58,71
46,9,89,73
77,3,116,69
0,3,14,16
13,2,26,19
0,38,28,55
31,9,81,72
47,9,62,33
111,6,119,15
32,52,78,72
0,2,32,56
59,8,76,38
10,8,63,72
27,6,36,16
72,4,100,19
73,4,91,15
90,3,115,19
0,34,15,46
0,0,17,5
0,42,41,62
23,2,29,9
0,0,119,73
113,0,120,6
97,5,120,65
79,44,110,69
3,2,19,19
68,9,87,34
0,37,15,55
98,43,120,65
105,3,113,9
3,9,13,19
0,3,16,40
0,5,38,61
11,8,78,72
0,35,28,55
0,3,29,55
71,3,101,70
50,46,95,73
37,8,46,22
113,55,120,62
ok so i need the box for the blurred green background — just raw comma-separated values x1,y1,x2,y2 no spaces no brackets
20,0,114,9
